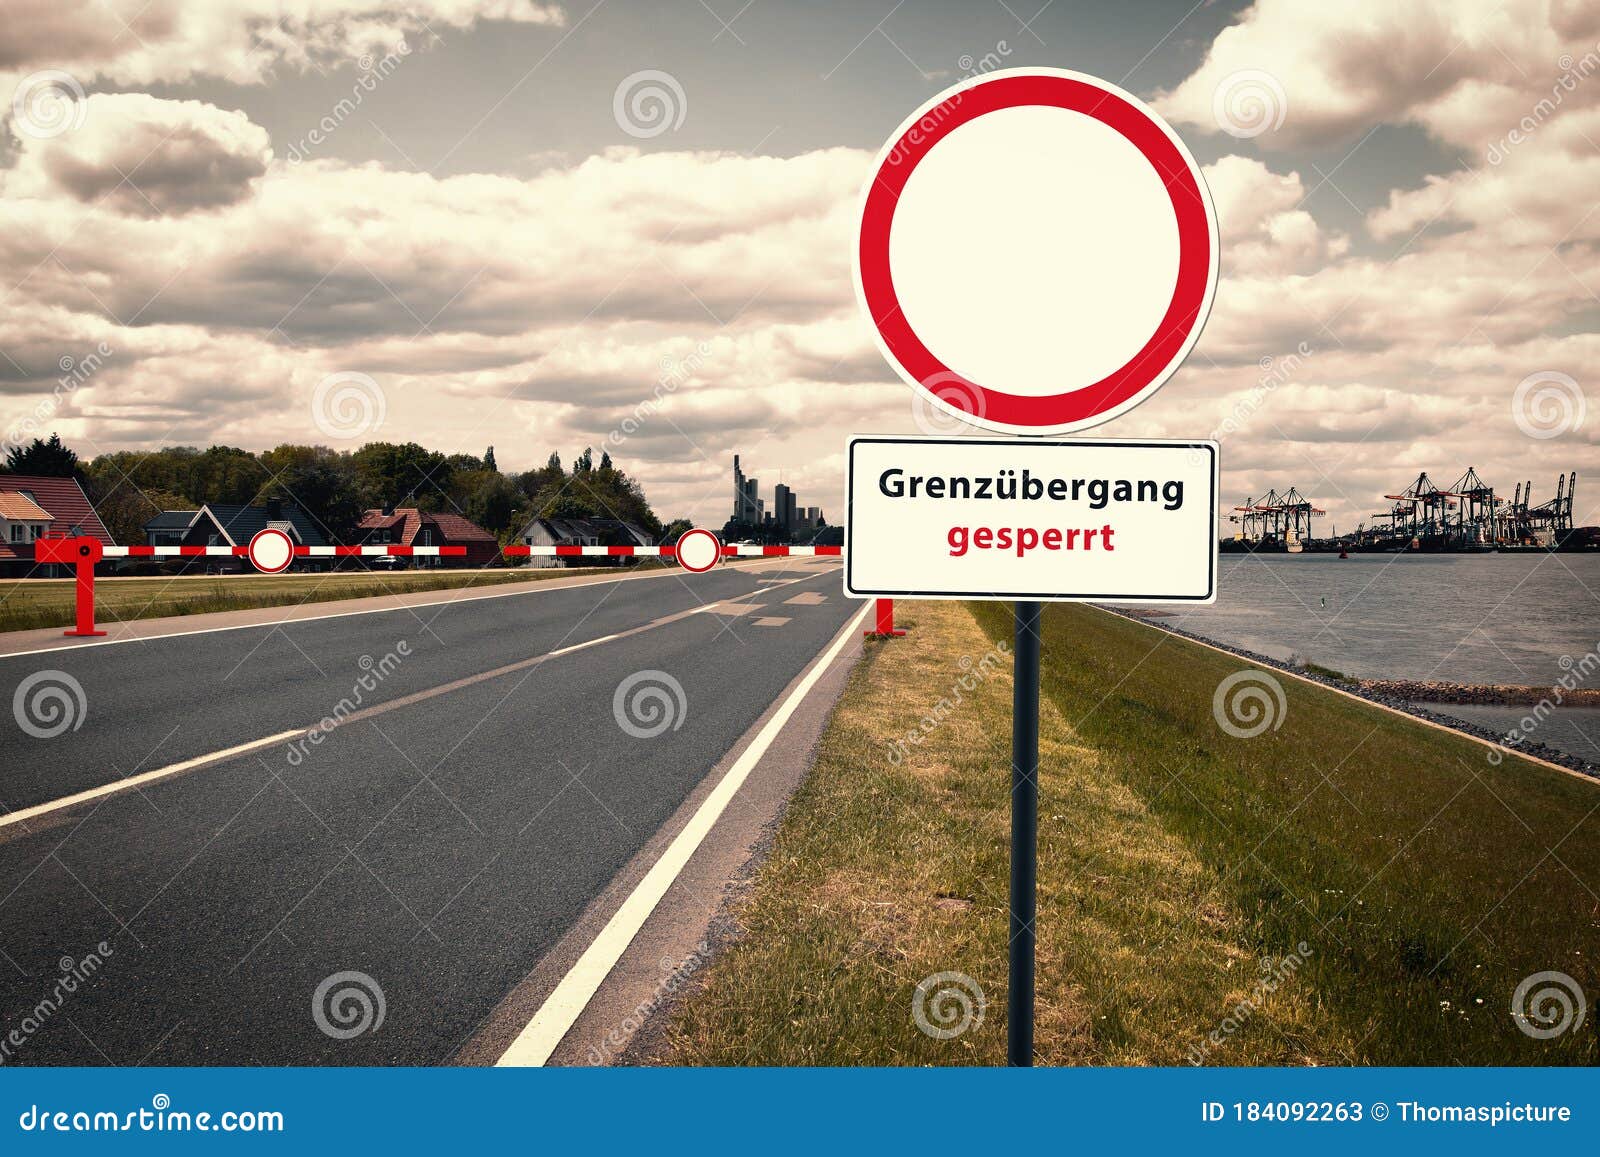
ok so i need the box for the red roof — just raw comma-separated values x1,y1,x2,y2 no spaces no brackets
425,512,496,543
0,474,114,560
358,507,494,545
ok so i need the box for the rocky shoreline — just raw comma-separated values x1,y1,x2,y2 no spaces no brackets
1353,679,1600,707
1108,609,1598,780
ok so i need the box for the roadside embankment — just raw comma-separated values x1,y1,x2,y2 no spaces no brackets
663,600,1597,1066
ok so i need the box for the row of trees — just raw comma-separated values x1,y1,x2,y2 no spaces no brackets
3,435,683,546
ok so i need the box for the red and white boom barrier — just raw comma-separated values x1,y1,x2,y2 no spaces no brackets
104,546,465,559
30,526,886,640
499,545,842,558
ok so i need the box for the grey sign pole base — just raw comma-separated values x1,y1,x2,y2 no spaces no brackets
1009,600,1041,1067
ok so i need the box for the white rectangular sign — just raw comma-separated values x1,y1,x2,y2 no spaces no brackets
845,436,1218,603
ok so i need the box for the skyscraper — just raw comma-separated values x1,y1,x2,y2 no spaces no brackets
773,483,795,533
732,455,763,525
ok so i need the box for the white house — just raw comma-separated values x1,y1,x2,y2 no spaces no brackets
0,491,53,553
516,516,653,568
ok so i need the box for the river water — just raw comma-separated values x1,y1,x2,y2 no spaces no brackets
1162,553,1600,761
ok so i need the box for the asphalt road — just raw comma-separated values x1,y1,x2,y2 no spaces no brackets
0,559,855,1065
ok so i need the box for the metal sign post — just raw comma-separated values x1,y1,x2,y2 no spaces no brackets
1009,600,1041,1065
851,68,1221,1066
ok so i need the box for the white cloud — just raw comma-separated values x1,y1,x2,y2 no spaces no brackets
0,0,565,88
1155,0,1595,151
1205,155,1349,275
4,93,271,216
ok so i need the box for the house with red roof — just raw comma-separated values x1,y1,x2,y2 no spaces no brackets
356,506,499,567
0,474,114,576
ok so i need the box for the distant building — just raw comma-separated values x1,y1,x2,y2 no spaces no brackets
358,507,499,568
731,456,819,538
142,498,329,572
516,515,653,568
732,454,763,525
0,474,113,577
773,483,797,533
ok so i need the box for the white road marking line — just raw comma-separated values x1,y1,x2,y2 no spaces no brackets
548,633,619,657
0,730,304,831
0,556,831,661
495,599,872,1067
1,566,852,829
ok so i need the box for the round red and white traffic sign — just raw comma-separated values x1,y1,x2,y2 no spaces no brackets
247,527,295,573
855,68,1218,435
675,527,722,573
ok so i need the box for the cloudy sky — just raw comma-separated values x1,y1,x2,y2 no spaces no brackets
1,0,1596,532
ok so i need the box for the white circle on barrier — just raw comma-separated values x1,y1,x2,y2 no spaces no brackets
676,528,722,573
248,528,295,573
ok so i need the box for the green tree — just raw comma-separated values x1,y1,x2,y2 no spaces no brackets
351,442,452,510
4,434,80,477
484,445,498,473
515,449,663,537
83,445,265,507
259,444,363,543
92,486,192,545
465,473,522,537
515,452,564,503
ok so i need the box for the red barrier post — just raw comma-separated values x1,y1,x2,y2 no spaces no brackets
864,597,906,638
35,535,107,637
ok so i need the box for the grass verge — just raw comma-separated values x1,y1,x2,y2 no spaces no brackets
663,600,1598,1065
0,566,624,633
